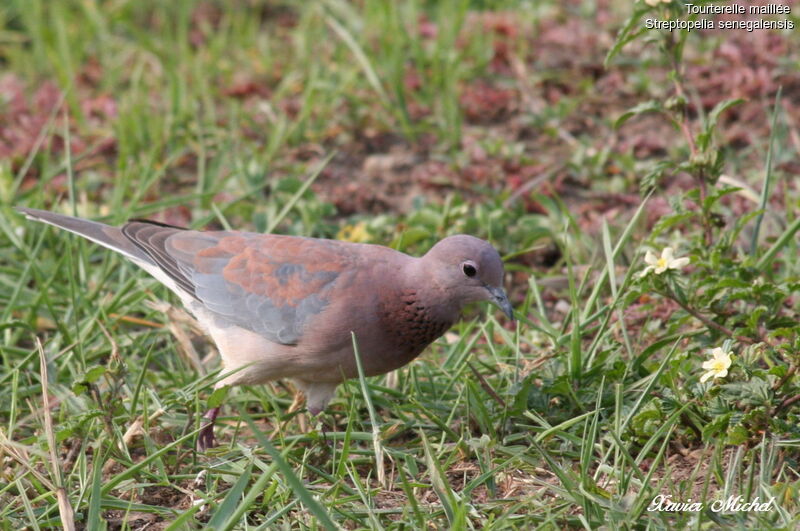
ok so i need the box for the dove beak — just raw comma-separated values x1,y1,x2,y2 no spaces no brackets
486,285,515,321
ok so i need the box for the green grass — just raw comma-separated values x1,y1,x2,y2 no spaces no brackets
2,0,800,529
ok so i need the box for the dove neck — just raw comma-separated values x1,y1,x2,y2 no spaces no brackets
404,257,461,322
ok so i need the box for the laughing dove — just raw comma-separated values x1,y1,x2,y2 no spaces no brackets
17,207,514,449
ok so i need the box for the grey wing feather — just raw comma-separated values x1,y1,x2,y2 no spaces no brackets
121,221,197,296
193,272,307,345
20,207,343,346
164,233,346,346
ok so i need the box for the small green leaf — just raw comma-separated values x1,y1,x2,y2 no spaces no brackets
56,427,74,443
725,424,749,445
614,100,664,129
82,365,106,384
697,99,744,152
208,386,229,409
391,227,431,250
640,160,674,196
707,98,745,132
702,412,731,442
605,8,650,66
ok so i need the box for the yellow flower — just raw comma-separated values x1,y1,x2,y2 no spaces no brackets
337,221,370,243
700,347,733,383
639,247,690,278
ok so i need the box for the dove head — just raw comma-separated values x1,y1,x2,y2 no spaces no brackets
419,235,514,320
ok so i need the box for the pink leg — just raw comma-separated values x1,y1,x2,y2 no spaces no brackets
197,406,220,451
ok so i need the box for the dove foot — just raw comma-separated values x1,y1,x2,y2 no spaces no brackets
197,406,220,451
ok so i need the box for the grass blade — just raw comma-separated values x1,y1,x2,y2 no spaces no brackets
350,332,386,486
750,87,782,255
206,459,254,529
241,412,339,531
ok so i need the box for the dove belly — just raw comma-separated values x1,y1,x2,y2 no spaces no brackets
200,313,313,386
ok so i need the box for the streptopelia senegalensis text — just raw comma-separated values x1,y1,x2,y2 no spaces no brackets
17,207,514,449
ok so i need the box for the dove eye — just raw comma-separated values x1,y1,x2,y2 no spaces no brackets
461,261,478,278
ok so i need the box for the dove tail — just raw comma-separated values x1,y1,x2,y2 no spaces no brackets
16,207,152,264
